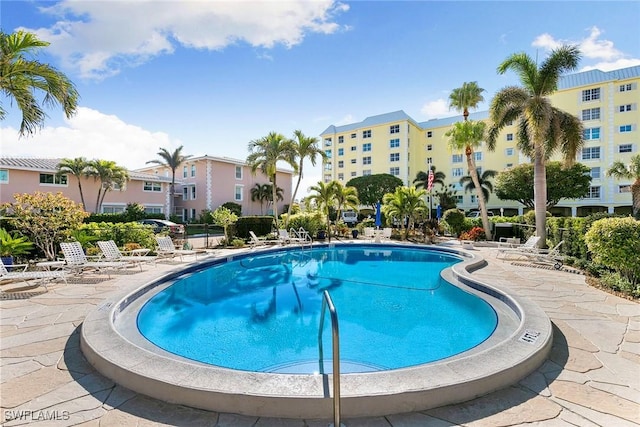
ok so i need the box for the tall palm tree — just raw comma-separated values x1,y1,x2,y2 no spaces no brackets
146,146,191,218
0,30,79,137
56,157,90,210
607,154,640,218
382,186,427,240
286,129,326,225
445,119,493,239
264,184,284,214
250,183,271,215
308,181,336,242
247,132,296,229
449,81,485,121
89,159,129,213
414,165,446,218
487,45,583,247
332,181,359,225
460,169,498,204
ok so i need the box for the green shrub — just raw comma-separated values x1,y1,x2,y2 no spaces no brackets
585,217,640,286
78,222,156,249
599,271,640,297
283,211,325,235
234,216,275,238
442,209,466,236
231,238,245,248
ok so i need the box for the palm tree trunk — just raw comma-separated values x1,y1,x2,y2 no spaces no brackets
533,148,547,248
286,163,303,227
169,170,176,219
272,175,279,230
77,181,86,211
94,186,103,213
632,181,640,219
467,150,493,240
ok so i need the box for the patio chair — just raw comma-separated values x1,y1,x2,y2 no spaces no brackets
97,240,157,270
363,227,375,242
59,242,128,276
504,241,566,269
381,227,392,241
155,236,199,261
496,236,541,259
0,259,68,291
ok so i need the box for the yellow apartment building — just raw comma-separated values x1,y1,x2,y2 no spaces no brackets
320,65,639,217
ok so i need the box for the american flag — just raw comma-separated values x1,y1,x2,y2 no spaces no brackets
427,169,434,191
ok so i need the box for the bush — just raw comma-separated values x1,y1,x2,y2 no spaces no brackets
282,211,325,236
599,271,640,297
234,216,275,238
79,222,156,249
442,209,466,236
459,227,486,241
221,202,242,217
585,217,640,286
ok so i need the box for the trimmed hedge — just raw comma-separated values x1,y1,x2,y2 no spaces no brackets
234,216,275,239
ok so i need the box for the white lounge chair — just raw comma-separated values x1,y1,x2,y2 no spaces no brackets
0,260,68,291
363,227,375,242
381,227,392,241
97,240,157,270
504,241,566,269
155,236,199,261
59,242,128,276
496,236,541,259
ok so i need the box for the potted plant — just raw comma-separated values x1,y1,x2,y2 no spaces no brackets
0,228,34,269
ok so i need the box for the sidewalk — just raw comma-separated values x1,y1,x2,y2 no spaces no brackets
1,244,638,426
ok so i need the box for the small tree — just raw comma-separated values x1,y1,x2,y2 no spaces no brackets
211,206,238,244
1,192,88,260
346,174,403,211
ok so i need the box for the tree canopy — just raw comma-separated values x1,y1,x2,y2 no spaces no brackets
495,162,592,208
346,174,403,210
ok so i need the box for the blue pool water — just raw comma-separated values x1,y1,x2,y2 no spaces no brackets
137,246,498,373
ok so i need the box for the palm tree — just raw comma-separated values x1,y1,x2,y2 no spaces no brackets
89,160,129,213
287,130,326,225
250,183,271,215
449,81,485,121
445,119,493,239
56,157,91,210
264,184,284,214
0,30,79,137
332,181,359,225
308,181,336,242
146,146,191,218
487,45,583,247
382,186,427,240
414,165,446,218
247,132,296,229
460,169,498,205
607,154,640,218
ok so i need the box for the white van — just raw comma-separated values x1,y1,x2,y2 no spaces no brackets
341,210,358,225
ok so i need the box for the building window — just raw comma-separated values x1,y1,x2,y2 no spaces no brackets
619,83,634,92
363,156,372,165
338,173,344,180
427,144,433,151
582,88,600,102
363,169,371,176
474,152,482,161
190,164,196,177
350,133,356,138
0,169,8,183
351,171,357,177
39,173,67,185
454,195,464,204
102,205,125,214
235,166,242,179
324,137,332,146
505,147,514,156
581,147,601,160
234,185,243,201
581,107,600,121
351,159,357,164
362,143,371,152
390,138,400,148
183,165,188,178
586,186,601,199
182,187,188,201
619,144,633,153
471,195,477,204
452,168,463,177
389,167,400,176
619,124,633,133
350,146,357,151
338,148,344,156
143,181,162,192
390,124,400,134
506,163,513,168
619,184,631,193
590,167,601,179
452,154,463,163
426,131,433,138
426,157,433,164
362,130,371,138
338,136,344,143
506,133,513,141
619,104,634,112
191,208,197,220
191,186,196,200
476,167,483,176
338,161,344,168
390,153,400,162
324,163,332,171
583,127,600,140
325,149,332,158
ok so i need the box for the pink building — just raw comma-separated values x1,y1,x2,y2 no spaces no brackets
0,156,293,220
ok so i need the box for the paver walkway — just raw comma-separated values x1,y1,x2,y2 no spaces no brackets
1,244,638,426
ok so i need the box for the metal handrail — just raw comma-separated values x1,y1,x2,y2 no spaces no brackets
318,290,341,427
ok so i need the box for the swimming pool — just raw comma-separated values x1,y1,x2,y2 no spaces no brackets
81,243,552,419
137,247,497,373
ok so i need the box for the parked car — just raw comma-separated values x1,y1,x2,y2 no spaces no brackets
137,219,185,237
466,211,494,218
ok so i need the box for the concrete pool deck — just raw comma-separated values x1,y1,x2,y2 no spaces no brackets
1,242,639,426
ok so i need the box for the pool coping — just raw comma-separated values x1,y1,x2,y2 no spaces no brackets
80,243,552,419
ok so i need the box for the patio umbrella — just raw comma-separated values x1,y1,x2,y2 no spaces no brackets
436,204,442,220
375,202,382,228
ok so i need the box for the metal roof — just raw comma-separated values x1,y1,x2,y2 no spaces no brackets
558,65,640,89
0,157,172,182
320,110,418,135
418,111,489,129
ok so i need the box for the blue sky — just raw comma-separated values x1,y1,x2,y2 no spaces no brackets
2,1,639,195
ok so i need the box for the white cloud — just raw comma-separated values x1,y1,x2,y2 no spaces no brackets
532,26,640,72
419,98,450,120
23,1,349,80
1,107,183,170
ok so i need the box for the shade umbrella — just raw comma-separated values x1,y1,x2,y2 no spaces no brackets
375,202,382,228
